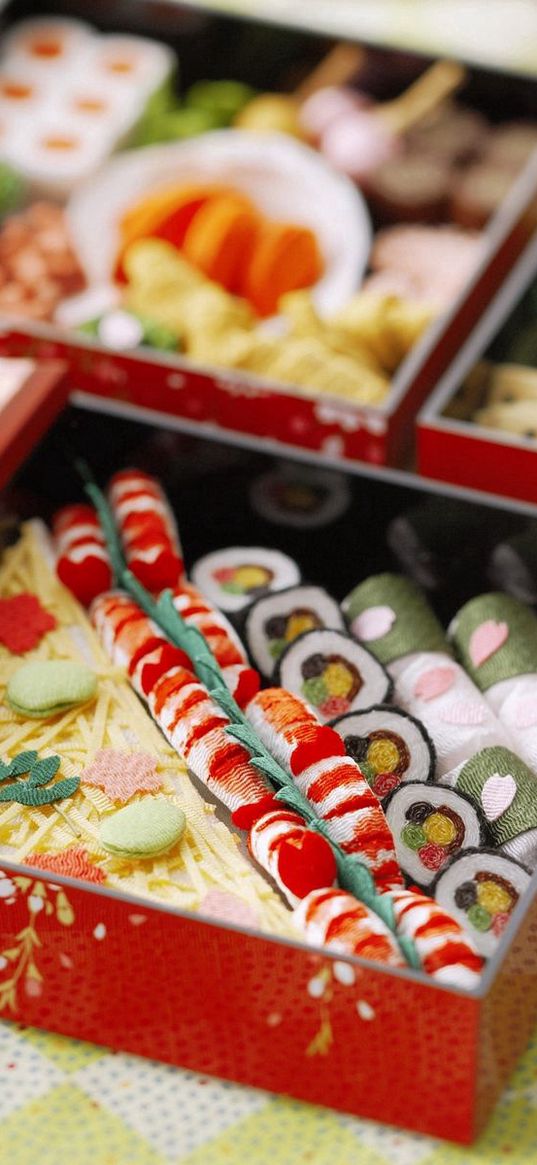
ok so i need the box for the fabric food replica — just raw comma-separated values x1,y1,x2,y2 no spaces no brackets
17,462,537,993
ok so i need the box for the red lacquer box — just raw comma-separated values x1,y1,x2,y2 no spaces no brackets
0,159,533,471
418,229,537,505
0,357,68,489
0,842,536,1144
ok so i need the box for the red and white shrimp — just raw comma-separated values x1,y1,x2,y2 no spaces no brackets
294,887,407,967
245,687,402,894
248,808,337,904
107,468,184,593
148,666,278,829
388,888,484,989
171,583,260,708
53,503,112,606
246,687,345,775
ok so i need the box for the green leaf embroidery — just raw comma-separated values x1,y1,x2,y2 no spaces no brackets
0,752,79,806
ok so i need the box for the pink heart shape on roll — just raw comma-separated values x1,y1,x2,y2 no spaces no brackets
481,772,516,821
441,700,487,726
352,605,396,642
469,620,509,668
414,666,456,701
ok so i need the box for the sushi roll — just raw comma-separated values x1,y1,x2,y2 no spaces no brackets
248,809,337,905
384,783,485,888
5,113,112,200
331,705,436,801
432,849,531,957
244,585,343,677
191,547,301,616
249,465,350,529
277,628,392,721
83,34,175,103
52,503,113,607
1,18,95,73
294,887,407,968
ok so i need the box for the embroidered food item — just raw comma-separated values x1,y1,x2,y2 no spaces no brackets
80,748,163,802
449,593,537,774
0,592,56,653
0,750,79,805
244,585,344,677
344,573,513,773
100,797,186,858
440,746,537,870
248,809,337,904
108,468,184,592
294,888,408,968
387,887,484,987
331,705,436,800
432,849,531,957
52,503,113,605
276,627,392,721
191,546,301,615
26,846,105,883
170,582,260,707
6,659,97,718
384,782,485,887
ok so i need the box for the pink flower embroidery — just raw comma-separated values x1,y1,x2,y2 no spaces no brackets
81,749,163,802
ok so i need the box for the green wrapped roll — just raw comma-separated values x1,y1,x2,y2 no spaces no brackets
342,574,448,666
445,745,537,868
449,592,537,690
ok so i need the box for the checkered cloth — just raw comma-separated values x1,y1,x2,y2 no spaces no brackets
1,1020,536,1164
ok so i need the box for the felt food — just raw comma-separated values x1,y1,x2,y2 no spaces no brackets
181,193,260,294
387,887,483,987
277,628,392,721
108,468,184,593
295,887,406,967
6,659,97,718
53,503,113,606
385,782,484,887
242,221,323,317
191,546,301,616
243,585,344,677
0,521,296,934
248,809,337,904
432,850,531,957
246,688,347,778
67,131,372,317
100,797,186,858
331,705,435,800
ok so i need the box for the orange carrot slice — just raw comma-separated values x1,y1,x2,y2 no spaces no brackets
181,195,261,293
243,222,323,317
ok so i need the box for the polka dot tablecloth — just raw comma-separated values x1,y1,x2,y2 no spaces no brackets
1,1021,537,1164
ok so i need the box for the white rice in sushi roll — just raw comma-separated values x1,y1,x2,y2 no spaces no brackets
244,585,343,677
432,848,531,957
385,782,485,888
276,627,392,720
191,547,301,616
330,704,436,800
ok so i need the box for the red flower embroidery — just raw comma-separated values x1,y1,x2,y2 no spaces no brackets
26,847,106,884
0,593,56,653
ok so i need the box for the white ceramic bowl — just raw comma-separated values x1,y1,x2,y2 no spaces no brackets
66,129,372,317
